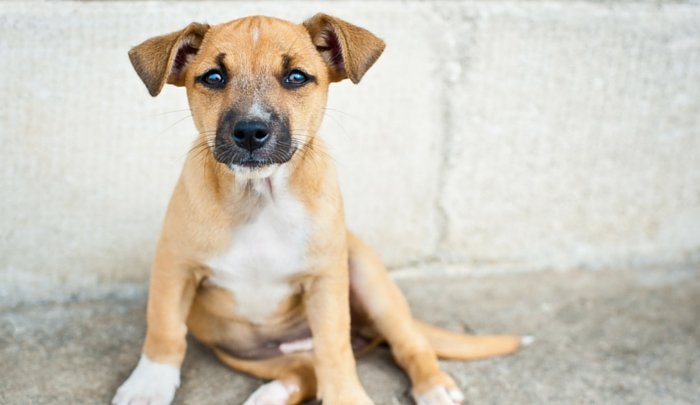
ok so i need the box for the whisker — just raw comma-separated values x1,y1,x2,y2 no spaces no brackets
149,108,193,117
158,114,194,135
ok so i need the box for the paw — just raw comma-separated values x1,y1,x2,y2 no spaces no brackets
242,380,299,405
413,386,465,405
112,355,180,405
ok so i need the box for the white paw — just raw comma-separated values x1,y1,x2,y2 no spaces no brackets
243,380,299,405
112,354,180,405
414,385,465,405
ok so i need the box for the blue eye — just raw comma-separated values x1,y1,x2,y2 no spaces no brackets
283,69,310,87
201,69,225,87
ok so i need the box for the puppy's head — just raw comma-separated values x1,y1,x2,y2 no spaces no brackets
129,14,384,177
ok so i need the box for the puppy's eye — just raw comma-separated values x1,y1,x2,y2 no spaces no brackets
283,69,311,88
200,69,226,88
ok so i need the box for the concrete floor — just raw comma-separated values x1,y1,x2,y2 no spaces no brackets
1,266,698,404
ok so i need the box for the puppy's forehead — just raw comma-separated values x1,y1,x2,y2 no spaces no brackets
200,16,316,63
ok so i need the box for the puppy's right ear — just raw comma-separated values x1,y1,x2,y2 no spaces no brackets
128,22,210,96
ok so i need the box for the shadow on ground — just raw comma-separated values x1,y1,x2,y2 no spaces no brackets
1,267,698,404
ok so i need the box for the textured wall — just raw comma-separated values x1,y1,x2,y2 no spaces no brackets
1,1,699,299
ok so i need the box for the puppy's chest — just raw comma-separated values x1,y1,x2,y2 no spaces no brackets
205,193,309,322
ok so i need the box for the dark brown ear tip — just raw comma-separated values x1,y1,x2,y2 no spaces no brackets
307,12,330,22
145,84,162,97
373,39,387,61
128,48,162,97
127,47,138,68
378,38,387,52
351,40,385,84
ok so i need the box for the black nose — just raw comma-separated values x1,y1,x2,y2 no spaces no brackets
232,121,270,151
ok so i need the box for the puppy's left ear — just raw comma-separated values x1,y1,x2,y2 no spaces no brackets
303,13,385,84
128,22,210,96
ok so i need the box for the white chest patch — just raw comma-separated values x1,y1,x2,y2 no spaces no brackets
206,176,309,323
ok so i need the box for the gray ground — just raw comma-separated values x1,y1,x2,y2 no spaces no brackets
1,266,698,405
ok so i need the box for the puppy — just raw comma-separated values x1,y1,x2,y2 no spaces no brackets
113,13,522,405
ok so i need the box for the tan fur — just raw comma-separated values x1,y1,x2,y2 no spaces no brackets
118,14,521,405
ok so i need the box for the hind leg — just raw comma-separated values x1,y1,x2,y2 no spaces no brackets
348,232,464,404
213,350,316,405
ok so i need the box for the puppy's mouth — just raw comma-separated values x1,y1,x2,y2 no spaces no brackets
236,154,293,168
239,157,273,168
211,142,297,170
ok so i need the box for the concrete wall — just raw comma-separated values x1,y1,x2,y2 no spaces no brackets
1,1,699,299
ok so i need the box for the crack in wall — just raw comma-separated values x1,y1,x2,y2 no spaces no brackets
424,4,479,267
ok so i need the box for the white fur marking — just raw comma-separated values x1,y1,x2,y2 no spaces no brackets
243,380,299,405
206,168,309,323
251,27,260,45
279,337,314,354
414,386,464,405
232,163,279,180
248,101,272,121
112,354,180,405
449,388,465,402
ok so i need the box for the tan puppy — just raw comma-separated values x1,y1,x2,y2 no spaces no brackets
113,14,523,405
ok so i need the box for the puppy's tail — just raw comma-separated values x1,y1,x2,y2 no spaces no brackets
415,320,528,361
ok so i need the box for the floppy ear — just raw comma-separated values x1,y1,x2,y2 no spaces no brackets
303,13,385,84
128,22,210,96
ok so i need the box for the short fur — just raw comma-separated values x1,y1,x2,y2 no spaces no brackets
113,14,521,405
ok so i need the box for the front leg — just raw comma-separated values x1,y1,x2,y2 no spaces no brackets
304,254,373,405
113,248,198,405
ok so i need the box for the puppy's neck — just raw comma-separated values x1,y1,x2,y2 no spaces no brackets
234,165,287,202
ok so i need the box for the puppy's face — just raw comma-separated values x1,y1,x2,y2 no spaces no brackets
187,18,328,175
129,14,384,177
